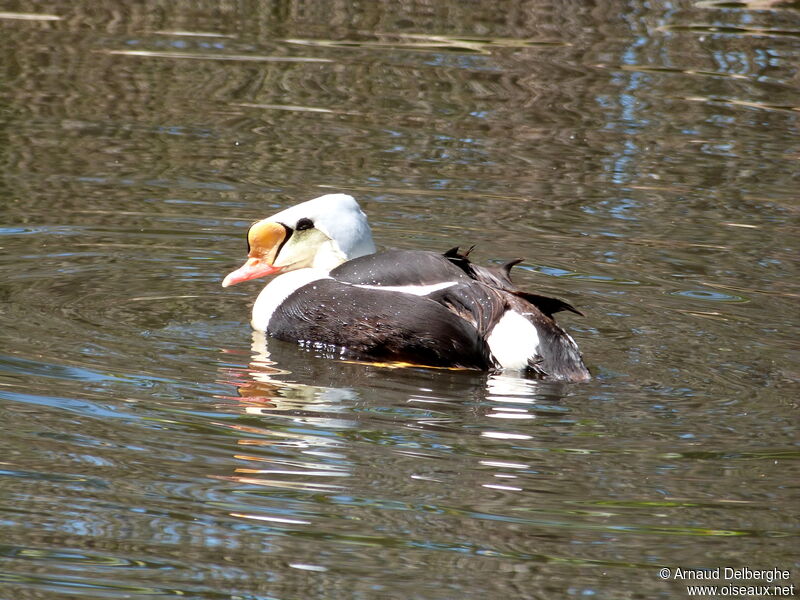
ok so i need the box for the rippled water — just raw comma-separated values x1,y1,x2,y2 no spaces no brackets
1,2,798,598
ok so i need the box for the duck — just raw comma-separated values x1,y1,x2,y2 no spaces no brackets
222,193,590,381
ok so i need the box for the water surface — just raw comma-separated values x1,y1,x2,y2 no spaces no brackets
1,1,798,598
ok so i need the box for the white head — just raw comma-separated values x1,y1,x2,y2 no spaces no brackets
222,193,376,287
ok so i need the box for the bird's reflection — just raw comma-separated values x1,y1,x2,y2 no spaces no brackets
216,332,575,526
235,331,360,428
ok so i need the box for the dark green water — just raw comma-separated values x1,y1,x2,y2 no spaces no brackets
1,2,798,599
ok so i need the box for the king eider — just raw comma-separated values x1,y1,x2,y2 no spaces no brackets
222,194,590,381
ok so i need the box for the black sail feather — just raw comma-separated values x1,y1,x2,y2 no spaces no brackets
444,248,584,317
514,291,584,318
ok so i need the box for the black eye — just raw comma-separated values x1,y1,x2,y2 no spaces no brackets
296,218,314,231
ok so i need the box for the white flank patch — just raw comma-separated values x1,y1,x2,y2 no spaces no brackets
251,268,330,331
354,281,457,296
486,311,540,370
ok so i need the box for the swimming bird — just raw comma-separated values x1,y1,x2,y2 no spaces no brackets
222,193,590,381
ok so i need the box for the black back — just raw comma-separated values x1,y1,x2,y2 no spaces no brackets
331,250,471,286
